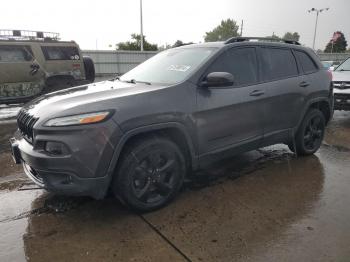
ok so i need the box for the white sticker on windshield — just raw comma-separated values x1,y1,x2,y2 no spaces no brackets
167,65,191,72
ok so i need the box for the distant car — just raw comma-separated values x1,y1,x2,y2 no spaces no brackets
321,60,341,70
0,29,95,104
10,37,333,212
332,56,350,110
321,61,335,69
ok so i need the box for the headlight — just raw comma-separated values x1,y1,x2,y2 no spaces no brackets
44,111,111,127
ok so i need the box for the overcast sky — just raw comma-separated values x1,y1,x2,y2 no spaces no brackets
1,0,349,51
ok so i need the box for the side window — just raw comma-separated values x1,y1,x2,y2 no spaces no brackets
0,45,33,62
260,47,298,81
206,47,258,86
294,50,318,74
41,46,80,61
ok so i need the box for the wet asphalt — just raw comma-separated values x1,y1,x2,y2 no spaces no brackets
0,104,349,261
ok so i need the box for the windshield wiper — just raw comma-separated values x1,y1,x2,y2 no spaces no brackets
124,79,151,85
109,76,121,81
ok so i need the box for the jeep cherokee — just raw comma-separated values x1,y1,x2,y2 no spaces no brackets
10,37,333,211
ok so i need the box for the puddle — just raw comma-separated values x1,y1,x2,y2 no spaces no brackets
0,105,21,121
0,219,28,262
0,189,44,262
0,111,349,261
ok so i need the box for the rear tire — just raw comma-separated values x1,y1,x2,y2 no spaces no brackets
293,109,325,156
83,56,95,83
113,137,186,212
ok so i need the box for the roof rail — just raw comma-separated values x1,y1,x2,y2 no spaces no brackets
0,29,60,41
224,37,300,46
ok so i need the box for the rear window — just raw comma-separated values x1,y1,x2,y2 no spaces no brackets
294,51,318,74
0,45,33,62
260,47,298,81
41,46,80,61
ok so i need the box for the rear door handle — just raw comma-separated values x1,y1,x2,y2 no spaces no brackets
299,81,310,87
249,90,265,96
30,63,40,76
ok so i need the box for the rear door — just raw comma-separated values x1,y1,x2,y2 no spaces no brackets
294,50,321,93
0,44,43,98
258,46,304,141
195,47,266,154
40,45,85,80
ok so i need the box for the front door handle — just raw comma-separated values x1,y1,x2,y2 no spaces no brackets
299,81,310,87
249,90,265,96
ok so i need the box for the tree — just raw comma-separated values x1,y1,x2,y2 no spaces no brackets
172,40,184,47
283,32,300,42
204,19,239,42
324,31,348,53
116,34,158,51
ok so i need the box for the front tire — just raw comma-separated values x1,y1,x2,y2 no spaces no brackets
113,137,186,212
293,109,326,156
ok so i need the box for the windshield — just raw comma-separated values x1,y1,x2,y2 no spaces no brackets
120,47,217,85
335,57,350,71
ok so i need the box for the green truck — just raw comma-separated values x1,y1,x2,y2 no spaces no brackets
0,30,95,104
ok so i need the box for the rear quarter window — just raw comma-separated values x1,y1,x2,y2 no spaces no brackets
41,46,80,61
260,47,298,81
294,50,318,74
0,45,33,62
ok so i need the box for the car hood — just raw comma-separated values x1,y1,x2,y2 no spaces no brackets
22,80,166,119
332,70,350,82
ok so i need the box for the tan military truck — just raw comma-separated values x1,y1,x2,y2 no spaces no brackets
0,30,95,104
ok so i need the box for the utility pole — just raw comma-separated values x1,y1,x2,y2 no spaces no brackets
240,20,243,36
140,0,144,51
331,41,334,53
308,7,329,50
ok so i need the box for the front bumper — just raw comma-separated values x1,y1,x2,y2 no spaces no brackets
10,120,122,199
21,161,110,199
334,93,350,111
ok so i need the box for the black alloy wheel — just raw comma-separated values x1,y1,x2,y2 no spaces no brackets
292,109,326,156
114,137,186,212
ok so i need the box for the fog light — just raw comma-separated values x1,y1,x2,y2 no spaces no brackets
61,175,74,185
45,142,69,155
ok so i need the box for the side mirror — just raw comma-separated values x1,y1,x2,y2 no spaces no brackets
201,72,234,88
329,66,335,71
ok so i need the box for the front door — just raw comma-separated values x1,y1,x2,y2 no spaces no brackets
195,47,265,154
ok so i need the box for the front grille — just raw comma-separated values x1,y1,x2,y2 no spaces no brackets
333,81,350,90
17,109,38,143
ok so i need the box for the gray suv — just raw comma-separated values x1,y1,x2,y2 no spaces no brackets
10,37,333,211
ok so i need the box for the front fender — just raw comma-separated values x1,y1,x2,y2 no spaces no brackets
105,122,199,180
